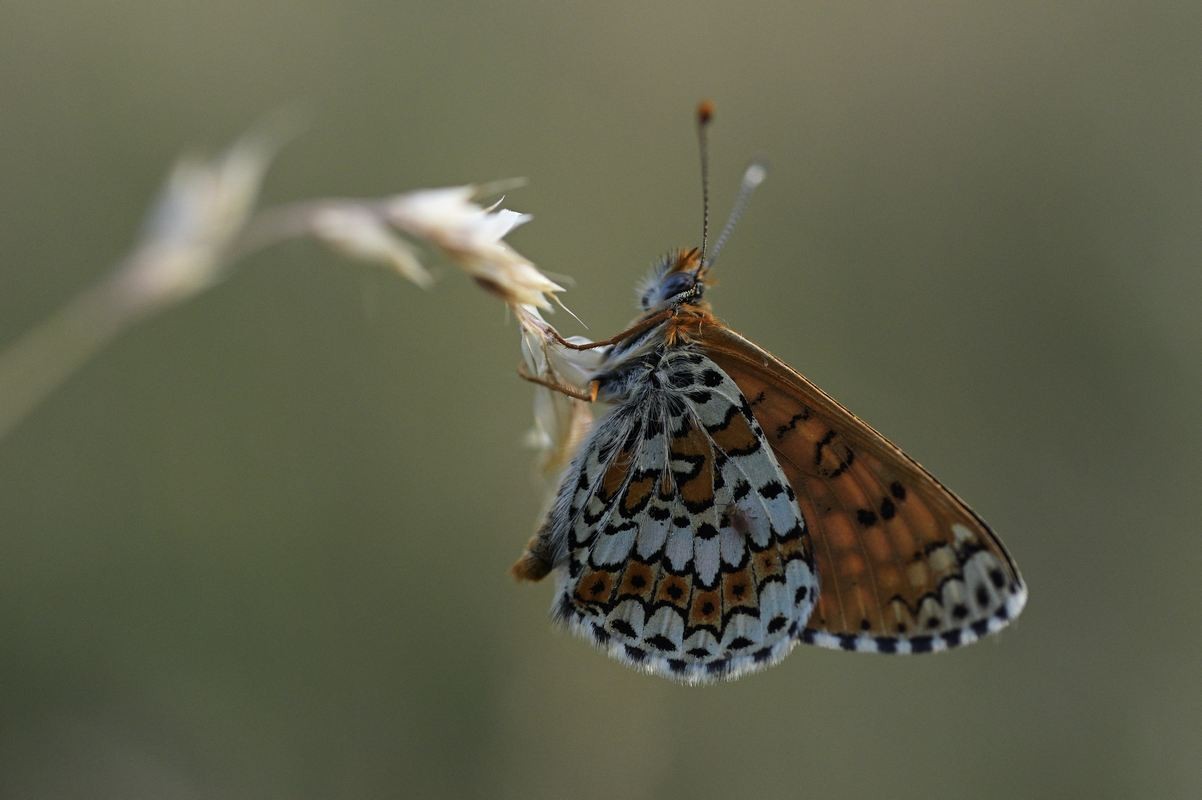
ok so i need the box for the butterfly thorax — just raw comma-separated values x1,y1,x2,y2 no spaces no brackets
590,305,713,400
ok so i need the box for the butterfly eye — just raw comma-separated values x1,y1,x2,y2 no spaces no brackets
658,272,697,304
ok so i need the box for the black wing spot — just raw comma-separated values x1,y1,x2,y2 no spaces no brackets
556,594,575,621
670,452,707,483
645,634,677,652
759,481,785,499
611,619,636,637
814,429,855,478
706,658,731,675
879,497,896,520
774,410,811,440
813,430,836,466
890,481,907,500
975,584,991,607
700,369,723,387
856,509,878,526
704,404,741,435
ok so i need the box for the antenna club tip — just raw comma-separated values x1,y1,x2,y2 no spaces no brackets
697,99,715,125
744,161,768,187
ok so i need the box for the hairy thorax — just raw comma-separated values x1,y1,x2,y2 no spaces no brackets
591,303,718,404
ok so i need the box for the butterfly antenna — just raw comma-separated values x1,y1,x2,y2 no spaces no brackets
696,100,715,272
709,160,767,266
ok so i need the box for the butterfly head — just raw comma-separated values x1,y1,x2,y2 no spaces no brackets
633,103,762,320
637,248,710,313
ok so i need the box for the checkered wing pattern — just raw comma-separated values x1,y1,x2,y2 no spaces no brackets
546,350,818,682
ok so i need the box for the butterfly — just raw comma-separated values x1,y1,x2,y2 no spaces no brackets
510,105,1026,683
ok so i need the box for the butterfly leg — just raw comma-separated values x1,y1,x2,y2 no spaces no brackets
516,362,598,402
546,308,674,351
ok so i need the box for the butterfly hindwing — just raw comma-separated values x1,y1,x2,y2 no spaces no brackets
547,350,818,682
699,326,1027,654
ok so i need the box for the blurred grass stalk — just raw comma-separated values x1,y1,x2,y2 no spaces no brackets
0,126,585,458
0,131,272,441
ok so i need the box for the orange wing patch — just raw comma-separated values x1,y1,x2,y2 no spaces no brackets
597,447,635,504
687,588,722,631
655,573,693,612
669,415,715,512
706,405,762,455
574,568,618,608
620,472,656,517
617,560,657,603
701,324,1026,651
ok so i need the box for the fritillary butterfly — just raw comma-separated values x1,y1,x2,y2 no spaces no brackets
511,105,1026,683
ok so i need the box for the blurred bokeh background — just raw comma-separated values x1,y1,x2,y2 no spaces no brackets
2,2,1200,798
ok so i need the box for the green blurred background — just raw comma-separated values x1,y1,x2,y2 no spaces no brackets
2,2,1200,798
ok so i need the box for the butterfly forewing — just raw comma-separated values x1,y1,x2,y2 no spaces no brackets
700,326,1027,654
549,350,818,682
